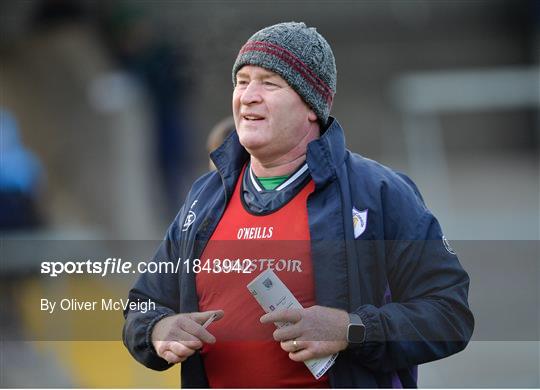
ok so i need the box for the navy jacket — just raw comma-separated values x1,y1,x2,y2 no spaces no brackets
123,118,474,388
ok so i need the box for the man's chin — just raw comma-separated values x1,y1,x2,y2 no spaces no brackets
238,133,268,150
238,139,270,156
240,141,264,152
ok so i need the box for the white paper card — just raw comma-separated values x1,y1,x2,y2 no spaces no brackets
247,268,338,379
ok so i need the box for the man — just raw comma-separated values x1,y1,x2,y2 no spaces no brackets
123,22,474,388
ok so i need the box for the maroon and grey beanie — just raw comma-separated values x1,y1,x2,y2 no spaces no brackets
232,22,337,126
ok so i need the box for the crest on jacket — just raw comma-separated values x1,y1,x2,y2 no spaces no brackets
182,211,196,231
352,207,368,238
182,200,198,232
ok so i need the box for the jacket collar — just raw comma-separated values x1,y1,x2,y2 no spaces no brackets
210,130,249,198
307,117,347,188
210,116,346,189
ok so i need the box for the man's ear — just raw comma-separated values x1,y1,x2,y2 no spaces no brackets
308,110,318,122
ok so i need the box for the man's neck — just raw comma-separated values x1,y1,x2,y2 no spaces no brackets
250,155,306,177
249,122,320,178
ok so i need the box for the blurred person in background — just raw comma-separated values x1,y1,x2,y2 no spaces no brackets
124,22,474,388
23,0,165,237
206,116,235,171
0,108,44,230
101,2,194,213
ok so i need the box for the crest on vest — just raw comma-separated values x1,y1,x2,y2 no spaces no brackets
352,207,368,238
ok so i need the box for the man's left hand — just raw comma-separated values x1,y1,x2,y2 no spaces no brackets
260,305,349,362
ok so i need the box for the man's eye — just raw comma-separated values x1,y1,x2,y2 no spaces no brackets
237,80,248,86
263,81,277,87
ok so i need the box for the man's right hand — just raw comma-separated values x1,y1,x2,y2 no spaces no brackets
151,310,224,364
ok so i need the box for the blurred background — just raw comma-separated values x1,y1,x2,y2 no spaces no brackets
0,0,538,387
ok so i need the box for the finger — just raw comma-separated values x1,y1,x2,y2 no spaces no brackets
189,310,225,325
161,350,183,364
181,317,218,344
260,308,302,324
280,339,305,353
167,341,197,359
165,335,202,350
289,347,314,363
273,324,302,342
181,339,203,350
154,340,169,356
173,328,199,343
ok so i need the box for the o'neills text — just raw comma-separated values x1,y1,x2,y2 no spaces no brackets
237,226,273,239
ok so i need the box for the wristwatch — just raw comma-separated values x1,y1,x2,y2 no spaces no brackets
347,313,366,344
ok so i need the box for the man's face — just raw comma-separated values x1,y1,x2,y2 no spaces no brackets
233,65,318,160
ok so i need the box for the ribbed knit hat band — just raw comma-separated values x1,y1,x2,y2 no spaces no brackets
233,22,337,125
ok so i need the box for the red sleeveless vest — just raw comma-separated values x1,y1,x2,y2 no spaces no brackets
196,166,328,388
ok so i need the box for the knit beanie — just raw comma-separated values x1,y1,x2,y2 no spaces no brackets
232,22,337,125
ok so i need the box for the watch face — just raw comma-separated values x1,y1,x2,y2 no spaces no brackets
348,323,366,343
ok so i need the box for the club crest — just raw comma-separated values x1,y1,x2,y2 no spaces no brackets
442,235,456,255
352,207,368,238
182,199,198,232
182,211,197,232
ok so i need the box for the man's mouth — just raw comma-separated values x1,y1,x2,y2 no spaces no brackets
242,114,265,121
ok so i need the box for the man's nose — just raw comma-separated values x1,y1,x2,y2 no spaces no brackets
240,81,262,105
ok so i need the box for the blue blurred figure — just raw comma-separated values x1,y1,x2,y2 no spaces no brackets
0,109,44,230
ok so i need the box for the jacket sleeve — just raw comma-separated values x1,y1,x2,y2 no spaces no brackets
122,207,184,371
352,175,474,372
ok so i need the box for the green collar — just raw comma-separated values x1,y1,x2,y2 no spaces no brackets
257,175,289,190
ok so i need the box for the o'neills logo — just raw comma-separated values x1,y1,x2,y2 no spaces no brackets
237,226,273,240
